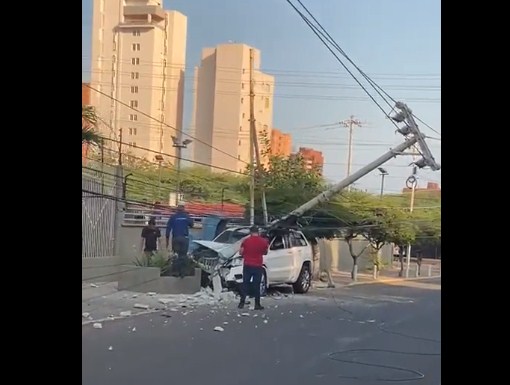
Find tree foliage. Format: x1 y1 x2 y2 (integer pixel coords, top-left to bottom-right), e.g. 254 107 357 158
252 154 324 220
82 105 102 145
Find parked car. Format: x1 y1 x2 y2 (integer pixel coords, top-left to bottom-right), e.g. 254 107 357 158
191 226 313 295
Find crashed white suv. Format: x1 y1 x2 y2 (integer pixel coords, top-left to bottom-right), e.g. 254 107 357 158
192 227 313 295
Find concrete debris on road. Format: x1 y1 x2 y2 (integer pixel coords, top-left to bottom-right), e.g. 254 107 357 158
93 323 103 329
134 303 150 310
213 326 225 332
132 327 136 332
263 320 268 324
90 283 98 288
158 298 173 305
108 346 113 351
120 311 132 317
241 313 250 317
147 292 157 296
82 312 90 318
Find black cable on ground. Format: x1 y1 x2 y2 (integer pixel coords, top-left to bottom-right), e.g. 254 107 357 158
328 348 439 382
321 291 440 381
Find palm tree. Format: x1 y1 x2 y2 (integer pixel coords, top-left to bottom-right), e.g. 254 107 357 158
82 105 102 145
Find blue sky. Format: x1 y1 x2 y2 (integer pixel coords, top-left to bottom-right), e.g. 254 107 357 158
82 0 441 195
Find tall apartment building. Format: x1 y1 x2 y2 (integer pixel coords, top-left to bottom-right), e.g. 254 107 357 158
270 128 292 157
89 0 187 161
191 43 274 173
297 147 324 174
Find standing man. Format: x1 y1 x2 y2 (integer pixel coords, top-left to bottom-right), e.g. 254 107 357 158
165 202 194 276
238 226 269 310
140 217 161 263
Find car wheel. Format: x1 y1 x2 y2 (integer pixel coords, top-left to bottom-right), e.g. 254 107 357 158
293 264 311 294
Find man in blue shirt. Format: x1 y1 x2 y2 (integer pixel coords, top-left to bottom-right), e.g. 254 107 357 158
165 202 194 263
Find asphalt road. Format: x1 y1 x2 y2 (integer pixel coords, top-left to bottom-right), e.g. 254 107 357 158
82 278 441 385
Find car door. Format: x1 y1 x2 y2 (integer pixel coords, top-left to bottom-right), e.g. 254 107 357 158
289 232 309 282
265 234 293 284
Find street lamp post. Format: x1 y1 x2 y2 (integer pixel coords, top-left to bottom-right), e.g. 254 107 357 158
221 187 226 213
154 155 164 200
122 173 133 201
172 136 192 206
377 167 388 198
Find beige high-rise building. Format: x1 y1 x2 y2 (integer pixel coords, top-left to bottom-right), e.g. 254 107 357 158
90 0 187 161
191 43 274 173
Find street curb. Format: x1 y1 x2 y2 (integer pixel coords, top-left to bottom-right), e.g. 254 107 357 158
345 275 441 287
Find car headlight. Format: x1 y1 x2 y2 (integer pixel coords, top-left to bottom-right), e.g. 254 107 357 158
229 257 243 267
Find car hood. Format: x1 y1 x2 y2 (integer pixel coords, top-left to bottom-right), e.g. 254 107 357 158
192 240 242 261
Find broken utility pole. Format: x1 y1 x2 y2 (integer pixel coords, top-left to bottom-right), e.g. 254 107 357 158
272 102 440 227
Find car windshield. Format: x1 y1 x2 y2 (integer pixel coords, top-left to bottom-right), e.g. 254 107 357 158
213 228 250 244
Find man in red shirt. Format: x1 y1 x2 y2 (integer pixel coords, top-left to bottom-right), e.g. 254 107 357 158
238 226 269 310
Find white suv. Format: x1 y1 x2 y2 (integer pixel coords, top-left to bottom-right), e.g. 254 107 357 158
192 227 313 295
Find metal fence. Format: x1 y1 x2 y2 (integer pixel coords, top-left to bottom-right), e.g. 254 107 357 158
82 165 118 257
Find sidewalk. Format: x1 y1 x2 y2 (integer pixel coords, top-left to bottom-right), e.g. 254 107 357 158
315 262 441 288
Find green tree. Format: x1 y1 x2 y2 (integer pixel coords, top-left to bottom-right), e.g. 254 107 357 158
82 105 102 145
251 154 324 221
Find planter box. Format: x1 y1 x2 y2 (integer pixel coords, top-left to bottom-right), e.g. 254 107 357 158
118 266 202 294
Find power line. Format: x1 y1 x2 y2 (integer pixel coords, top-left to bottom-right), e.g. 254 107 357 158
85 84 250 166
98 137 247 175
82 57 441 78
286 0 441 137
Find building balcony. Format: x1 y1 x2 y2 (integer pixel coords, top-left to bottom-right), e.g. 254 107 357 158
117 20 159 29
123 5 166 20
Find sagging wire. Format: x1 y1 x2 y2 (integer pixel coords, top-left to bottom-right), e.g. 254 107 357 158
320 291 440 381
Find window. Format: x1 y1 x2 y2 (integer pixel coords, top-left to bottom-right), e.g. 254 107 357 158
242 113 245 119
241 97 244 104
238 140 241 146
129 128 137 135
132 43 140 51
130 100 138 108
129 114 137 121
132 30 140 36
133 142 137 147
265 97 270 109
131 58 140 65
270 235 285 250
133 127 137 135
239 126 242 131
131 72 139 79
290 232 307 247
241 83 245 90
113 41 116 51
130 86 138 93
266 84 271 92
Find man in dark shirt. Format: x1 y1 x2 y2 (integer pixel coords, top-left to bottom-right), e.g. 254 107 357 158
141 217 161 262
166 202 194 276
238 226 269 310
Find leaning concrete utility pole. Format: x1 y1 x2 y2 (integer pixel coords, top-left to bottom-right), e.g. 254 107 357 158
273 102 440 226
